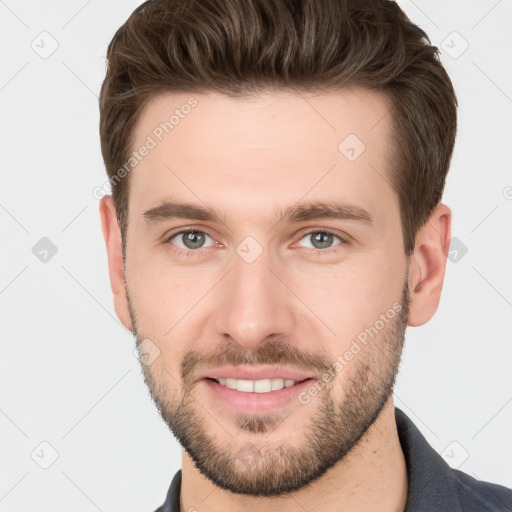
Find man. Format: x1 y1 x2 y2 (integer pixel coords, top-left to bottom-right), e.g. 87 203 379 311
98 0 512 511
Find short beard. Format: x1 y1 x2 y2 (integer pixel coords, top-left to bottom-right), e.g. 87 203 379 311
128 278 410 496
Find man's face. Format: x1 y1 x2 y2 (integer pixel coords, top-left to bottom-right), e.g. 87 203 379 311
123 89 411 495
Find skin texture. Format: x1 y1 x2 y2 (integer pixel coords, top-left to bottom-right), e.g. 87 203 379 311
100 89 451 512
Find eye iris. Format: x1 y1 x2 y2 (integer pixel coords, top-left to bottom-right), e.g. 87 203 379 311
176 232 336 250
311 232 333 249
183 231 205 249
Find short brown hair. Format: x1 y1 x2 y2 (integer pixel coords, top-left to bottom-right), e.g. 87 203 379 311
99 0 457 257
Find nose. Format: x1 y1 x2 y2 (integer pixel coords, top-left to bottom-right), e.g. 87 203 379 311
213 248 297 350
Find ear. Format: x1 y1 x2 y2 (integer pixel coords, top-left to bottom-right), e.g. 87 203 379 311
99 195 133 332
407 203 452 327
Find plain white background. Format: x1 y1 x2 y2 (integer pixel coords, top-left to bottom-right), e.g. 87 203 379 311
1 1 511 510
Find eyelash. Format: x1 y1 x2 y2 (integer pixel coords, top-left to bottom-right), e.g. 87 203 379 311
164 228 347 257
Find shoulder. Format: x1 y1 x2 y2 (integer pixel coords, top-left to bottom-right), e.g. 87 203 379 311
395 407 512 512
450 468 512 512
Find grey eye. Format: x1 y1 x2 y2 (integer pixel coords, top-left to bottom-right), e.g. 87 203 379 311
298 231 342 250
169 231 214 250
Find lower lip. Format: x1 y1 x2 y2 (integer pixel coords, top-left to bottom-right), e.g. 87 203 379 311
200 378 316 414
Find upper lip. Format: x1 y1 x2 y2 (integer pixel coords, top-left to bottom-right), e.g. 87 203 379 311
197 366 316 382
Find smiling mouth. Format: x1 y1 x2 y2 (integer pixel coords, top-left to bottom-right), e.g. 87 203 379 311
205 377 312 393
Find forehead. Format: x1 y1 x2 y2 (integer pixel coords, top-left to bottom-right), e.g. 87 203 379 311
127 88 396 229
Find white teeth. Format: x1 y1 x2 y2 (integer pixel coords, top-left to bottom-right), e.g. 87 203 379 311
271 378 284 390
216 377 298 393
224 378 237 390
236 379 254 392
254 379 272 392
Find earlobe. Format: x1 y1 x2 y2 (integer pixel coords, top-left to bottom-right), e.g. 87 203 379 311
99 195 133 332
407 203 452 327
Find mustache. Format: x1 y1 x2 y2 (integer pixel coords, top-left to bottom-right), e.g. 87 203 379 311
180 338 333 386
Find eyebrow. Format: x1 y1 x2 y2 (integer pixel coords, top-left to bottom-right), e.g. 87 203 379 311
142 199 373 228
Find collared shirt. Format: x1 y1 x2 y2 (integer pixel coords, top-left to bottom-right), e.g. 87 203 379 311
153 407 512 511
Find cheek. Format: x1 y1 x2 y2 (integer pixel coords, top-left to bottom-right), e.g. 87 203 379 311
127 262 219 374
128 259 199 318
289 255 403 345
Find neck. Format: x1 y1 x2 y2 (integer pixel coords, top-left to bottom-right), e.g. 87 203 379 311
180 398 408 512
